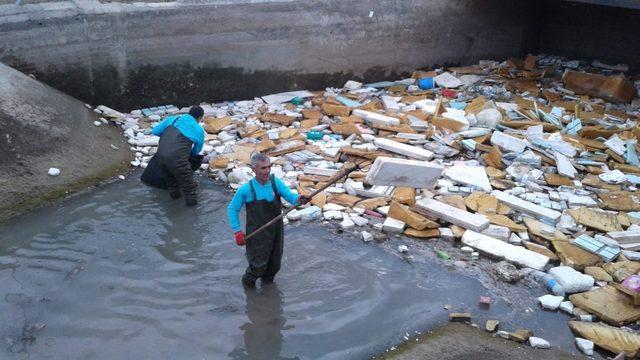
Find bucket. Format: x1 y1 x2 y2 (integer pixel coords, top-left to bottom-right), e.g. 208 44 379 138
418 77 435 90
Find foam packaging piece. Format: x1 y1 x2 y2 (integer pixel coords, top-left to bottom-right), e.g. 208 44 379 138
538 294 564 310
548 266 594 293
366 156 443 188
461 230 550 270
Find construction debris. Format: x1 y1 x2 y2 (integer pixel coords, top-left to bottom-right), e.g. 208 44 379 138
105 53 640 358
569 321 640 358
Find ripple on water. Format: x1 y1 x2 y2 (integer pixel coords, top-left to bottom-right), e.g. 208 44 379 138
0 176 581 359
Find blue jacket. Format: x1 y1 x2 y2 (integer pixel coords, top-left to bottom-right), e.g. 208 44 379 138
227 176 299 232
152 114 205 156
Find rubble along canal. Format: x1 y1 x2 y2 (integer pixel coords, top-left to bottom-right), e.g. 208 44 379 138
0 174 586 359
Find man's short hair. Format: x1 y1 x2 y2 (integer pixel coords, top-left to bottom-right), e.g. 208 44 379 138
251 153 270 167
189 105 204 119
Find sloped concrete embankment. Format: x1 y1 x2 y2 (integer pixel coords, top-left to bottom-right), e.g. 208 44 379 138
0 62 131 221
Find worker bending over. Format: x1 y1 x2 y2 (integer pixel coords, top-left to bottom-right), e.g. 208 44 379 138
143 106 205 206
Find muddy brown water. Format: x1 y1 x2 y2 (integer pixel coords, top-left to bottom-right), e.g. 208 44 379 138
0 175 587 359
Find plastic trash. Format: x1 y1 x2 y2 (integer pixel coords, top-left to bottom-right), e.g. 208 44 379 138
297 206 322 221
307 131 323 140
545 278 566 297
579 314 595 322
47 167 61 176
532 270 566 296
475 108 502 129
548 266 594 294
290 97 304 105
622 274 640 293
418 77 434 90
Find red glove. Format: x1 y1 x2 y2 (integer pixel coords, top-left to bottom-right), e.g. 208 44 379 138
235 231 246 246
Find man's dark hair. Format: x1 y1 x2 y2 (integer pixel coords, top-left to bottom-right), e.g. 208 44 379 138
189 105 204 119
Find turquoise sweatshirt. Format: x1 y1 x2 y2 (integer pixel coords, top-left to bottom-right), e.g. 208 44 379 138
152 114 205 156
227 176 299 232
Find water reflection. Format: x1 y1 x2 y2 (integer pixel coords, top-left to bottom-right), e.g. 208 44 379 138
230 284 298 360
154 201 202 264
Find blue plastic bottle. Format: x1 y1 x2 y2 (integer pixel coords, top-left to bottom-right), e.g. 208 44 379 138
532 270 565 297
544 276 566 297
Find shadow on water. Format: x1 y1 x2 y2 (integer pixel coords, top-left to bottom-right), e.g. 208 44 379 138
0 174 583 359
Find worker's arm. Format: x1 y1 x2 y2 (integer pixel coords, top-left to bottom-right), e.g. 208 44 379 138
274 177 300 206
227 183 249 232
151 116 175 137
191 126 205 156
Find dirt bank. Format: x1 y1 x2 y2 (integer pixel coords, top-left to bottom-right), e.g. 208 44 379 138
0 62 131 222
377 322 581 360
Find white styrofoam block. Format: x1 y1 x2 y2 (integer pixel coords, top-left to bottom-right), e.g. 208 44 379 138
538 294 564 310
131 136 159 147
604 134 626 156
416 198 490 232
607 230 640 243
374 138 434 160
349 214 369 226
461 246 474 253
48 167 60 176
366 157 443 188
509 233 522 244
575 338 594 356
304 166 338 177
377 206 390 216
344 179 364 196
461 230 550 270
340 215 355 230
529 337 550 349
323 210 343 220
559 301 574 314
444 164 491 192
434 72 463 88
323 203 346 212
353 109 400 126
344 80 363 90
481 225 511 242
287 210 302 221
490 131 527 153
492 190 561 223
381 95 400 112
554 151 577 179
383 217 405 233
548 266 594 293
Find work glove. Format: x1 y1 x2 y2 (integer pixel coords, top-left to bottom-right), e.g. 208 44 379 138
298 195 311 205
143 128 152 135
235 231 246 246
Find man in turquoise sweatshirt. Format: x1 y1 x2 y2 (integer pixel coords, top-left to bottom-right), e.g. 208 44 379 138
144 106 205 206
227 153 309 287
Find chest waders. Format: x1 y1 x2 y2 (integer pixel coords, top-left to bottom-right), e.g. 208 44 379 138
155 117 198 206
243 175 284 286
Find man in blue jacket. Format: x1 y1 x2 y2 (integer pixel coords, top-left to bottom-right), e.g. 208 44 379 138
227 153 309 287
147 106 205 206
